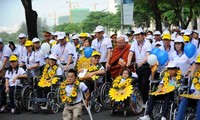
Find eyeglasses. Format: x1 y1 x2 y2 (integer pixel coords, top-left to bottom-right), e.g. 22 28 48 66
94 56 100 59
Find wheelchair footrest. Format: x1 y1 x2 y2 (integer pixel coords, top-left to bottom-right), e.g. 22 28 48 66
30 98 48 102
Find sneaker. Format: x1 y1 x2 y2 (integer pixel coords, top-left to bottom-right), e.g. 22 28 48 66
0 106 5 112
11 108 15 114
161 117 166 120
142 104 146 108
139 115 150 120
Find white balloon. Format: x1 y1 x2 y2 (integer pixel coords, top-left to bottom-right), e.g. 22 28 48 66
0 61 3 70
147 54 158 65
41 43 50 54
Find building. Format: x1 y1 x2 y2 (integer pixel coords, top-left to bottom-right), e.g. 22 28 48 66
58 16 70 25
71 8 90 23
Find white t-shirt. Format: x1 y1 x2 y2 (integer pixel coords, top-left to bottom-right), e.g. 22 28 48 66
53 42 75 64
171 51 193 75
0 46 12 68
34 49 46 67
14 44 26 64
191 39 199 49
5 67 26 87
22 51 40 68
130 39 152 63
65 82 88 104
91 37 112 63
160 43 175 61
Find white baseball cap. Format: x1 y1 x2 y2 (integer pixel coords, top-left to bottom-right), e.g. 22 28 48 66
32 37 40 43
72 35 79 40
134 28 144 35
0 38 3 43
49 54 58 60
180 29 185 34
153 31 161 35
171 32 177 40
146 35 153 40
174 36 184 43
155 41 161 46
162 30 170 36
94 25 104 33
57 32 66 40
193 30 199 35
166 61 177 68
19 33 26 38
54 31 60 36
184 29 192 36
121 35 129 42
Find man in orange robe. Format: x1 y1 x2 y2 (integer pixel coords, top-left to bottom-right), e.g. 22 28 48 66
109 36 135 79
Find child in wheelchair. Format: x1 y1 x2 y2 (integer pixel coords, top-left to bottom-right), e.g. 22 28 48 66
139 61 182 120
1 55 27 113
31 54 63 111
109 68 134 116
60 69 90 120
175 56 200 120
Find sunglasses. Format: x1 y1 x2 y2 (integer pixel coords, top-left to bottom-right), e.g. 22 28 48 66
10 61 17 63
94 56 100 59
19 37 24 39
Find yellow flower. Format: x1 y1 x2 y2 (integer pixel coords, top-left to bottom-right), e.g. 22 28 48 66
53 65 58 70
43 68 48 72
194 72 200 77
164 72 170 77
71 91 77 97
118 84 123 88
52 77 58 84
75 80 80 86
67 98 72 103
112 83 118 88
89 67 94 72
195 83 200 90
60 83 66 89
126 78 132 83
177 70 182 75
114 79 120 83
45 64 50 68
164 81 169 86
163 77 169 81
176 76 182 80
124 82 129 87
93 66 97 70
60 89 66 95
193 78 198 84
65 80 69 84
61 95 67 102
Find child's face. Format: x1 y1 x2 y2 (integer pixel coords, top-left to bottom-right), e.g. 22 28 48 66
91 55 100 65
67 72 76 84
168 68 177 76
83 40 90 47
122 70 129 79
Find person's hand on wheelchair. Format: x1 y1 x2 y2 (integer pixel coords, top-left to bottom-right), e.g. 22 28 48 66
12 75 18 83
5 87 9 93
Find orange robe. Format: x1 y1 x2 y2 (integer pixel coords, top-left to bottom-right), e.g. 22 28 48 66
109 44 135 79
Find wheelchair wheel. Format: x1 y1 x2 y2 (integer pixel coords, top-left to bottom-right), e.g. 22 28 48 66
94 102 101 113
55 87 63 107
51 104 59 114
152 103 162 120
21 85 32 110
129 87 143 114
100 82 112 109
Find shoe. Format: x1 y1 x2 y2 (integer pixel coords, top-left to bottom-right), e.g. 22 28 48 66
11 108 15 114
0 106 5 112
161 117 166 120
139 115 150 120
142 104 146 108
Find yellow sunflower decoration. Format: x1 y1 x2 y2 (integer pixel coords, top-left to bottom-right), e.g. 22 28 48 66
192 69 200 91
109 76 133 102
77 56 90 70
59 79 80 104
150 70 182 96
180 94 200 100
38 64 59 87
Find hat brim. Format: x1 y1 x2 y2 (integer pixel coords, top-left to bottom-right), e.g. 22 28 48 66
94 30 103 33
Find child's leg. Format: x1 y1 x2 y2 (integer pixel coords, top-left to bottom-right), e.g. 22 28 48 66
9 86 15 108
63 106 73 120
72 103 82 120
146 95 156 116
162 92 173 118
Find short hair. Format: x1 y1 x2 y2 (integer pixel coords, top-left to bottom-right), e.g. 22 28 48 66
121 68 132 77
67 69 77 77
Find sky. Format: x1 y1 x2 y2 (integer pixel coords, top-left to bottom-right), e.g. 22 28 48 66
0 0 109 27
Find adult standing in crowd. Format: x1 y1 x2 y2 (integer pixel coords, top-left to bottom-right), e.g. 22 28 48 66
126 28 152 103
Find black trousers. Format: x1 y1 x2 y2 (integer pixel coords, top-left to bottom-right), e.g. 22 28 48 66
136 63 151 103
0 86 6 107
9 86 22 108
37 87 50 98
146 92 174 118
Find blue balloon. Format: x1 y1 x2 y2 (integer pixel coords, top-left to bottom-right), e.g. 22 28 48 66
151 48 161 56
157 50 169 66
84 47 93 58
184 43 196 58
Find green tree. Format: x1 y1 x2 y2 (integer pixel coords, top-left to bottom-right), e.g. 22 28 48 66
54 23 82 34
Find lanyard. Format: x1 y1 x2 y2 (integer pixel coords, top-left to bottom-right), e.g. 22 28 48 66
137 42 144 54
60 42 67 56
97 40 102 52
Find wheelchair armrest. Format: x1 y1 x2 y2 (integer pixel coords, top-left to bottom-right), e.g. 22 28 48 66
149 79 161 84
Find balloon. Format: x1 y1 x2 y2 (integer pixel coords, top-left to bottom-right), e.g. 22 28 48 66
0 61 2 70
84 47 93 58
184 43 196 58
41 43 50 54
147 54 158 65
151 48 161 56
157 50 169 66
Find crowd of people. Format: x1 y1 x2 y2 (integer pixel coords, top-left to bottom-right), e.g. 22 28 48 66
0 25 200 120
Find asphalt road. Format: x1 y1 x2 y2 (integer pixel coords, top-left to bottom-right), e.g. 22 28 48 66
0 109 143 120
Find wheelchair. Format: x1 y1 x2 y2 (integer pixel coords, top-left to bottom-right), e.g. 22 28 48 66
28 75 63 113
143 76 185 120
110 76 143 117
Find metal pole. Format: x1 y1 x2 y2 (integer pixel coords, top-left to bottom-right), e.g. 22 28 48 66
120 0 123 35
